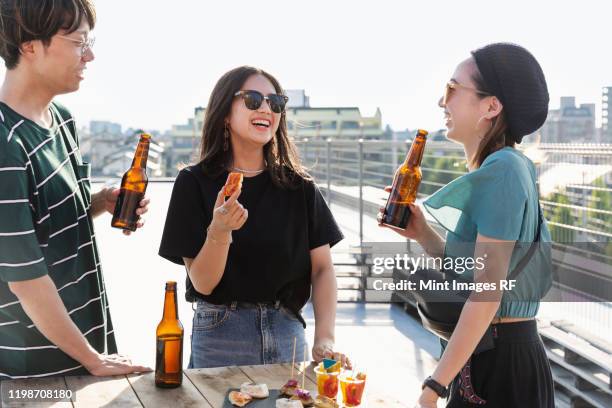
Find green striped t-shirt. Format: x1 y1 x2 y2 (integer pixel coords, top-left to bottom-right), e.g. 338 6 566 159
0 101 117 379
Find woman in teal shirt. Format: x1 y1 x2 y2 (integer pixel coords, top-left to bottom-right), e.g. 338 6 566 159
381 43 554 407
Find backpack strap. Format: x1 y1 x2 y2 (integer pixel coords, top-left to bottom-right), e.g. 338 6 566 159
507 204 543 281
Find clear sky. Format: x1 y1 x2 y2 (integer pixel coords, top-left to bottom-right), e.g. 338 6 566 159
2 0 610 133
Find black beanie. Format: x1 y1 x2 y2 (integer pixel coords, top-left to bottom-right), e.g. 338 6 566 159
471 43 549 144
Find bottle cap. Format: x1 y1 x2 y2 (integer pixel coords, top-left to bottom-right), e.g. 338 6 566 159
416 129 428 138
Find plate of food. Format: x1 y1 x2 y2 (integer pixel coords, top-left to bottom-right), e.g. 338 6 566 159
224 388 315 407
278 379 315 407
224 382 274 407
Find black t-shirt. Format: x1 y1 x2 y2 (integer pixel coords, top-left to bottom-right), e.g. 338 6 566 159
158 164 343 322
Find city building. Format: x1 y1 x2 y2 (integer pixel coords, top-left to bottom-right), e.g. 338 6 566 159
540 96 596 143
89 120 122 135
81 129 165 177
100 141 165 177
80 131 126 175
281 89 385 140
160 91 387 176
161 107 205 175
602 86 611 143
285 89 310 108
286 106 385 140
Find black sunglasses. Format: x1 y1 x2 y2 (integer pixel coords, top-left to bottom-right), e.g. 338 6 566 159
234 90 289 114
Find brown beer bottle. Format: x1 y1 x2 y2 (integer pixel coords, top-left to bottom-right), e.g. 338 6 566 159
111 133 150 231
379 129 428 229
155 281 184 388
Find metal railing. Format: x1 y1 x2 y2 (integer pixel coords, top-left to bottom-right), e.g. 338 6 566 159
295 139 612 248
295 139 612 339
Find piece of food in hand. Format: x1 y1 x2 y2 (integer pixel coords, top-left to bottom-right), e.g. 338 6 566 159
280 379 299 397
291 389 315 407
276 398 303 408
322 359 341 373
322 359 335 370
228 390 252 407
314 395 339 408
240 382 269 398
224 172 243 197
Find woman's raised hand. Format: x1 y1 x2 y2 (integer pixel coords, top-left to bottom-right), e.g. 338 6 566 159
210 175 248 233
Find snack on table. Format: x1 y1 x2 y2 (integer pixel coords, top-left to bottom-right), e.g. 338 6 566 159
240 382 269 398
314 363 339 399
224 172 243 197
322 359 341 373
291 388 314 407
276 398 303 408
314 395 339 408
339 372 366 407
228 390 252 407
280 379 299 397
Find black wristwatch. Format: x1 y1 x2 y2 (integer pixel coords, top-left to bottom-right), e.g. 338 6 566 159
422 376 449 398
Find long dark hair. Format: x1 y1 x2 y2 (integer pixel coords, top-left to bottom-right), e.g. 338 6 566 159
470 65 514 169
198 66 310 188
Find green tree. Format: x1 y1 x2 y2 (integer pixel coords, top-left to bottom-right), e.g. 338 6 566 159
546 192 575 243
588 177 612 256
421 155 465 196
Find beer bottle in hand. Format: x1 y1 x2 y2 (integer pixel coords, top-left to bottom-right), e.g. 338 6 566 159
379 129 428 229
111 133 150 231
155 281 184 388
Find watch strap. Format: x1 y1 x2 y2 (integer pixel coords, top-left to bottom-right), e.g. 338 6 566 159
422 376 449 398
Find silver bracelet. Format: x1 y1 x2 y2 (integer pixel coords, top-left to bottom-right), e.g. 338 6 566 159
206 226 232 245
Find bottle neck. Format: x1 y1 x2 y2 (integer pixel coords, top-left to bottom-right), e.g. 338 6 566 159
162 288 178 321
405 136 426 168
131 139 149 169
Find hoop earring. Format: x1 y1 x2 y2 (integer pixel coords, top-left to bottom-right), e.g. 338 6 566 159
475 116 493 139
224 124 230 151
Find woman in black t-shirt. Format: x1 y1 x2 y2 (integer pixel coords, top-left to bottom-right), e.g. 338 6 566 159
159 66 350 369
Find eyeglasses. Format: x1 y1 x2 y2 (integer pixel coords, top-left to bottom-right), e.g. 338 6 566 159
234 90 289 114
56 34 95 56
442 81 491 106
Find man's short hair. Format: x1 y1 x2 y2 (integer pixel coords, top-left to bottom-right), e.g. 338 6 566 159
0 0 96 69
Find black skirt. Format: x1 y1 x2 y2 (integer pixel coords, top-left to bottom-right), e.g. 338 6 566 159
446 320 554 408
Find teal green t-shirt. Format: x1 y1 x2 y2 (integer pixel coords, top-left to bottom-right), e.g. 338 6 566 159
423 147 552 318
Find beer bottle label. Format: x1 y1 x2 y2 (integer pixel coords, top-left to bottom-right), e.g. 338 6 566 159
113 190 145 226
156 336 183 374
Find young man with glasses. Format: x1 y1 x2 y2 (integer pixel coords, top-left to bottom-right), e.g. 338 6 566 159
0 0 150 378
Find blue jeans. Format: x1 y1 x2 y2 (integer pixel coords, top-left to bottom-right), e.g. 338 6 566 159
188 300 308 368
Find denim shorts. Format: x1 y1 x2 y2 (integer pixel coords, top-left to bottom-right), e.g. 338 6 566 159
188 300 308 368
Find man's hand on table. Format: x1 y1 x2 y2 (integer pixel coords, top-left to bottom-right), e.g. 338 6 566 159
84 353 152 376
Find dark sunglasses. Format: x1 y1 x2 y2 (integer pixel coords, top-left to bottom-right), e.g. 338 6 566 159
234 90 289 113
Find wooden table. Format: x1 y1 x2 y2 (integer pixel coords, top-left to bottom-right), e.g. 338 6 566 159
0 363 408 407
